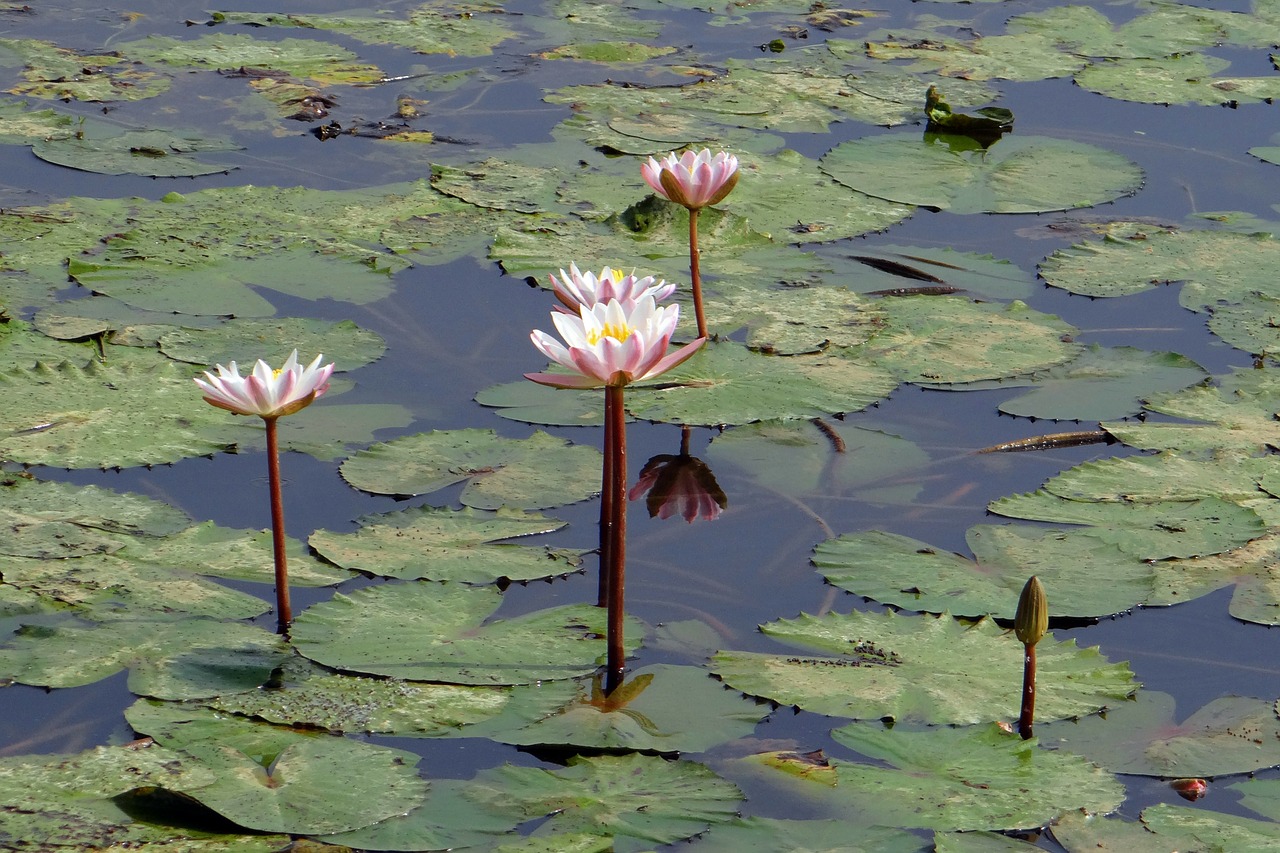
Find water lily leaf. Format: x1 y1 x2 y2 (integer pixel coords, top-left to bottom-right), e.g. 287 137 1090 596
839 244 1035 301
119 33 383 84
623 341 897 426
736 725 1123 832
207 656 513 737
1139 803 1280 849
475 379 617 426
309 505 586 584
0 618 287 696
432 158 570 214
540 41 676 63
1207 291 1280 356
1040 691 1280 777
989 493 1264 560
1049 810 1187 853
1005 5 1226 59
1148 530 1280 624
292 582 644 685
0 99 74 144
126 700 429 835
707 419 929 503
1030 450 1275 505
820 133 1142 213
711 610 1136 725
683 817 929 852
709 283 881 355
1230 775 1280 822
0 549 270 621
226 400 417 461
866 31 1085 82
465 753 743 849
0 358 233 469
317 778 520 851
0 36 170 101
156 318 386 370
211 6 518 57
813 525 1156 619
1075 54 1280 106
845 297 1081 384
531 0 663 43
32 129 239 177
339 428 602 509
0 476 190 559
491 664 767 752
987 346 1208 421
1252 146 1280 167
1039 225 1280 310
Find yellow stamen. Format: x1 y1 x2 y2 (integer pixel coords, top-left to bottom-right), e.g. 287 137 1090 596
586 322 633 346
609 267 626 281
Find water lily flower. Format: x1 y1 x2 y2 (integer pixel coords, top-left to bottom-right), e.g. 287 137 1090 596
195 350 334 419
550 263 676 313
526 296 704 389
641 149 740 211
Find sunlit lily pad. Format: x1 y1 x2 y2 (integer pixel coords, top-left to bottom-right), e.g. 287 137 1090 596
682 817 928 852
0 618 287 696
0 99 74 144
1139 803 1280 850
1207 291 1280 356
292 582 644 685
0 36 170 101
339 428 602 509
837 244 1035 301
491 665 768 752
820 133 1142 214
707 283 881 355
309 505 586 584
845 297 1081 384
707 419 928 502
1075 54 1280 106
1040 691 1280 777
1005 5 1225 60
711 610 1136 725
317 778 521 851
119 33 383 84
226 399 417 462
813 526 1155 619
156 317 386 371
464 753 743 848
866 31 1085 82
475 379 619 426
738 724 1123 832
32 129 239 177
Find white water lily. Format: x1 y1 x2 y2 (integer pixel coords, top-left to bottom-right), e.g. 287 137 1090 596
194 349 334 419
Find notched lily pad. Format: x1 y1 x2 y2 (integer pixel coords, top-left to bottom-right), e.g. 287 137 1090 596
32 129 240 177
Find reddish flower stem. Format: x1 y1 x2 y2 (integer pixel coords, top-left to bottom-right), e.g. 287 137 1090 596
597 393 615 609
264 416 292 635
688 208 707 339
604 384 628 689
1018 643 1036 740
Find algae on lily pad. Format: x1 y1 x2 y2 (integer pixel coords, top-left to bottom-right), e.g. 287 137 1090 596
820 133 1142 214
339 428 603 509
0 36 170 102
464 753 743 849
118 32 383 84
309 505 586 584
1040 691 1280 778
292 582 644 685
711 610 1136 725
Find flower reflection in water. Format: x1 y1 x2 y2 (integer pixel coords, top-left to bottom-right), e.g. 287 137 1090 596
630 427 727 524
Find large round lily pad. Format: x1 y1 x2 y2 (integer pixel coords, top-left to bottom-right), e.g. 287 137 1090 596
820 133 1143 214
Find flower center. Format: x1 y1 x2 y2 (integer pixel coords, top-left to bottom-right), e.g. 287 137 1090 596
586 322 633 346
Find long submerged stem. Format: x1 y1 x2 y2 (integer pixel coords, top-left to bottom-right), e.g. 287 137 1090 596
598 394 616 609
688 208 707 339
1018 643 1036 740
604 384 628 691
264 416 292 635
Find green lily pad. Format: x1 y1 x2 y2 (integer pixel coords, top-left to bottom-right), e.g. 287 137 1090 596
0 36 170 101
465 753 743 849
0 358 233 469
492 665 768 752
475 379 619 427
156 318 386 370
1075 53 1280 106
0 618 287 697
540 41 676 63
309 505 586 584
707 283 882 355
820 133 1142 214
1207 291 1280 357
739 724 1123 832
985 346 1208 421
1027 450 1275 505
32 129 239 177
1005 5 1226 60
866 31 1085 83
317 778 520 851
846 297 1081 384
119 32 383 84
1139 802 1280 849
839 244 1035 301
225 399 417 461
0 98 74 144
339 428 603 509
292 582 644 685
707 419 929 502
683 817 929 852
1040 691 1280 777
711 610 1136 725
813 525 1156 619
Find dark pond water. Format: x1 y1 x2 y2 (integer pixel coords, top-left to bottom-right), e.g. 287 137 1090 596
4 0 1280 848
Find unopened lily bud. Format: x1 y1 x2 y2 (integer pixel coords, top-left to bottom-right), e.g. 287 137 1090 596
1171 778 1208 801
1014 576 1048 647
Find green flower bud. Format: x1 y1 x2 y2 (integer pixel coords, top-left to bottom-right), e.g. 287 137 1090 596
1015 575 1048 647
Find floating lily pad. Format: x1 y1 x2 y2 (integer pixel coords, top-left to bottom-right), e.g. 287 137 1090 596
711 610 1136 725
1207 291 1280 356
475 379 619 427
707 419 929 502
0 36 170 101
1075 53 1280 106
309 505 585 584
707 283 881 355
0 618 287 697
1027 450 1275 505
226 399 417 461
465 753 743 849
866 31 1085 82
838 244 1035 301
156 317 386 371
1139 803 1280 850
813 526 1156 619
339 428 603 509
0 99 74 144
491 665 768 752
739 724 1123 832
0 358 233 468
683 817 928 852
120 32 383 84
292 582 644 685
317 778 521 851
820 133 1142 214
1040 691 1280 777
32 129 239 177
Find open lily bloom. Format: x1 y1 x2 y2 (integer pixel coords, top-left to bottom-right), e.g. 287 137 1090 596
550 263 676 313
527 296 704 389
195 349 334 418
641 149 740 210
